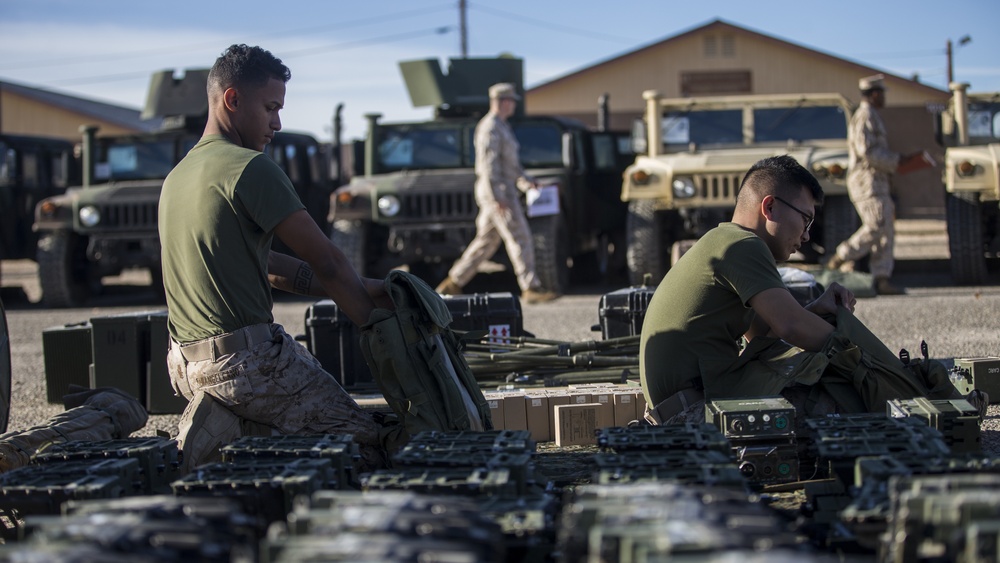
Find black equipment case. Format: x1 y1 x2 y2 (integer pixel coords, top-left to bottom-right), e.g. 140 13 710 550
596 286 657 340
302 300 376 393
442 292 525 340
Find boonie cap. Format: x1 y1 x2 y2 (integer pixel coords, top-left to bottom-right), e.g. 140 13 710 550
859 74 887 92
489 83 521 100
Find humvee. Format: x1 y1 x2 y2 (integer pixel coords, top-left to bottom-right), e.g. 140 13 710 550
329 57 632 294
621 90 858 285
939 82 1000 284
32 70 336 307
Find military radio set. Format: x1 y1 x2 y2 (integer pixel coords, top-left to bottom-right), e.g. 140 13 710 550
706 396 800 485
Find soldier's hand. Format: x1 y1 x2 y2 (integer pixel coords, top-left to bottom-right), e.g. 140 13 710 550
808 282 855 316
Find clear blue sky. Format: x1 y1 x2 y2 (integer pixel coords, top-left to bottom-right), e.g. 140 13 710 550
2 0 997 142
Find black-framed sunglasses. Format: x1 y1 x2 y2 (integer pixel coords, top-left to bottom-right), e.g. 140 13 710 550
773 196 814 231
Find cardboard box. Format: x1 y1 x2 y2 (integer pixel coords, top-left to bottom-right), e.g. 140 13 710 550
635 391 647 420
591 390 616 429
554 403 602 446
502 393 528 430
571 393 593 405
613 391 638 427
525 394 550 442
547 392 571 439
484 392 505 429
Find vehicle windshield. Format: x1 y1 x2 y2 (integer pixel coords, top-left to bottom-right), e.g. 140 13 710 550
661 109 743 148
96 136 198 181
512 123 563 167
754 106 848 142
376 125 468 171
659 105 848 149
968 101 1000 145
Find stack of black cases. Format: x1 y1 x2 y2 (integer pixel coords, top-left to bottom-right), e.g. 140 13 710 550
303 293 525 393
596 286 657 340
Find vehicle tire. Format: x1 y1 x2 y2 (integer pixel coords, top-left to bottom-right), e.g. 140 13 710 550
331 219 368 277
947 191 988 285
626 200 670 286
530 213 570 294
0 295 10 433
819 195 859 259
37 231 95 308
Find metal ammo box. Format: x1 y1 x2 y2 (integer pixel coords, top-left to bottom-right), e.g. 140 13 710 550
42 321 93 403
146 311 187 414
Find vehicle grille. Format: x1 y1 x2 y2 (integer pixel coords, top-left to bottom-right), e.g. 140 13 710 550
400 192 477 221
89 201 159 231
694 173 743 204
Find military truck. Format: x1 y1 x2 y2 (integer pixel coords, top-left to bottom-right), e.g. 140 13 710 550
32 70 336 307
329 57 632 294
0 134 79 283
621 90 858 285
939 83 1000 285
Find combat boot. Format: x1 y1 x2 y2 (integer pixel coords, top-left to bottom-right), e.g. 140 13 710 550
435 277 463 295
824 253 845 270
176 391 243 475
522 288 559 304
875 276 905 295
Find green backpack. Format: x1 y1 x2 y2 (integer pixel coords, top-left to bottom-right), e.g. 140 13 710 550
359 270 493 443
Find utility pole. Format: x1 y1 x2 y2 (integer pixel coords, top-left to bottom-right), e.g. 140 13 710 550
947 35 972 84
459 0 468 58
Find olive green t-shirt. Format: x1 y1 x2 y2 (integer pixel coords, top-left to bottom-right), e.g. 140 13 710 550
158 135 304 343
639 223 786 406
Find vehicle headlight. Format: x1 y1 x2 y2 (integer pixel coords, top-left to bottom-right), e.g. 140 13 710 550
377 195 401 217
629 169 652 185
672 177 696 199
956 160 978 177
79 205 101 227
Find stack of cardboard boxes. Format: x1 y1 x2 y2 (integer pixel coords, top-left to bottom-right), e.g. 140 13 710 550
482 384 646 447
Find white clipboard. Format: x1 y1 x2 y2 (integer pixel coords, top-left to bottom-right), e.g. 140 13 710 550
526 185 559 218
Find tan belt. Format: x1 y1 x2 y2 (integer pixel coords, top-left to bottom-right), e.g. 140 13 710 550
643 387 705 425
176 324 273 363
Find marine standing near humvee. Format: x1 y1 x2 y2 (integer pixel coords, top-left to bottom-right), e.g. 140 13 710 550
435 83 558 304
159 44 393 472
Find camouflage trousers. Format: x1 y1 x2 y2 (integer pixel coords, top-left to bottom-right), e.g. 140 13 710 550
448 195 541 292
833 195 895 278
167 323 386 471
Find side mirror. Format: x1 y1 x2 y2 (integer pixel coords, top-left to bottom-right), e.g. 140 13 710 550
561 132 577 170
630 118 648 155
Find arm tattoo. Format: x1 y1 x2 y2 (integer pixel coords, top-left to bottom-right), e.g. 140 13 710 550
293 263 314 294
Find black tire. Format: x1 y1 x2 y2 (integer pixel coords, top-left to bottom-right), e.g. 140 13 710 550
625 200 670 286
530 213 570 294
331 219 368 277
818 195 859 259
0 295 10 433
947 191 989 285
37 231 96 308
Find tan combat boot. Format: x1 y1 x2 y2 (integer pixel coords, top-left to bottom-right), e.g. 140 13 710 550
522 288 559 304
434 277 463 295
875 276 905 295
824 253 845 270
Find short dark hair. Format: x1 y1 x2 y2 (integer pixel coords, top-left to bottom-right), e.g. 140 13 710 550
208 44 290 95
737 155 824 206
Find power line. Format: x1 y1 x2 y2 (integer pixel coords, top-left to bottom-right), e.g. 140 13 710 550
280 26 454 58
467 2 634 45
0 3 455 71
40 26 454 87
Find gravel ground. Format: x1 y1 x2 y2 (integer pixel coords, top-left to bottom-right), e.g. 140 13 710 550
3 259 1000 453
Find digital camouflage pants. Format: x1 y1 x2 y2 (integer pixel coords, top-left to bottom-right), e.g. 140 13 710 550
168 324 386 471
